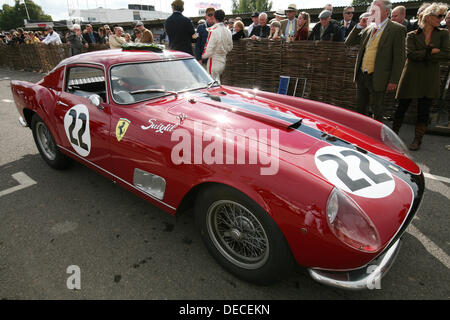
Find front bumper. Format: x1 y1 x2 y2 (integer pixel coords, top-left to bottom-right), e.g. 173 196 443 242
308 239 401 290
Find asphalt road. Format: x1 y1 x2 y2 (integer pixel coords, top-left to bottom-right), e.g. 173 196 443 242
0 68 449 300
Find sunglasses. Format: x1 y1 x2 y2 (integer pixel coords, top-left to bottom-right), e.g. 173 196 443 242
344 12 354 15
207 14 214 17
432 14 445 19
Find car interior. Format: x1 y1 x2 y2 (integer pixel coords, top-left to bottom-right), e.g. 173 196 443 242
66 67 107 103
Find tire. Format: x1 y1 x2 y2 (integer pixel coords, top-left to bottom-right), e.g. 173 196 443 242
195 185 294 285
31 113 71 170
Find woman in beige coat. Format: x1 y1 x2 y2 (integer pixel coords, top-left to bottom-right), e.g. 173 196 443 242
393 3 449 151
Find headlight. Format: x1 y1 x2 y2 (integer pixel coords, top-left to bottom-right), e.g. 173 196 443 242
326 188 381 253
381 124 409 155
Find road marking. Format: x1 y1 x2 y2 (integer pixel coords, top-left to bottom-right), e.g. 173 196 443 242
2 99 13 103
407 224 450 269
0 172 37 198
424 173 450 184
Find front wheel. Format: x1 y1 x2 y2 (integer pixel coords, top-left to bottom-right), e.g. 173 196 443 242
31 114 71 170
195 185 294 285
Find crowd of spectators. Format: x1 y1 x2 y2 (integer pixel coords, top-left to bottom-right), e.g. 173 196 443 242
0 19 156 53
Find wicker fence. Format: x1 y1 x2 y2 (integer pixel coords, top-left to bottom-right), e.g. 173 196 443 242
0 43 109 73
0 40 448 123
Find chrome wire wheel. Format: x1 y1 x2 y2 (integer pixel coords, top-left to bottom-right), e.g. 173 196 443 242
36 121 57 161
206 200 270 270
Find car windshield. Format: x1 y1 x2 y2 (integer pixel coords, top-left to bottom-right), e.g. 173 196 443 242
110 59 215 104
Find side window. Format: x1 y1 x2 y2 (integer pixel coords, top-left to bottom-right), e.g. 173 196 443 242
66 66 107 103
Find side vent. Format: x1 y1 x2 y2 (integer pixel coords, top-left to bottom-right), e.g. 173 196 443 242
133 168 166 200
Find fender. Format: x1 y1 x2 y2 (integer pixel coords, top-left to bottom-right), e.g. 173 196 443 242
11 81 61 144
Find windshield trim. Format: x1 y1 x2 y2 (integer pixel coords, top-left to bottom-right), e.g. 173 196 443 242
108 58 214 106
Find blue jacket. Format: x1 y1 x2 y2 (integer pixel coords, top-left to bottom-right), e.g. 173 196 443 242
195 22 214 62
165 12 195 55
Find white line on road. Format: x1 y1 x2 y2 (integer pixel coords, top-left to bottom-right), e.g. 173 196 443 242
0 172 37 198
424 173 450 184
2 99 13 103
407 224 450 269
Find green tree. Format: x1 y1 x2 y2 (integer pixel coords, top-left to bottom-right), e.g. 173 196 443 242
232 0 273 14
0 0 52 30
352 0 372 6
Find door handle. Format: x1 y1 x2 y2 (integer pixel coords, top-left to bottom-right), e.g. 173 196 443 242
57 101 69 107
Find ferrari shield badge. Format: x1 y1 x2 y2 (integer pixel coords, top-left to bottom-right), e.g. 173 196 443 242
116 118 131 142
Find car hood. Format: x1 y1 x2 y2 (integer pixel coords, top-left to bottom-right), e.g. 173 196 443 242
167 88 336 156
166 87 419 172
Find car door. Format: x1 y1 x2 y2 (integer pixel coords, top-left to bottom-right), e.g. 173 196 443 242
53 64 112 172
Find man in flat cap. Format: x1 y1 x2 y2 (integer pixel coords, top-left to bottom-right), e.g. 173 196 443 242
164 0 195 55
136 21 154 44
308 10 343 41
247 12 259 37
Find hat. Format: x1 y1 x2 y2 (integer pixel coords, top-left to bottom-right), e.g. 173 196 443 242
286 4 297 12
275 9 286 18
171 0 184 7
136 21 143 27
318 10 332 19
45 25 53 30
251 12 259 18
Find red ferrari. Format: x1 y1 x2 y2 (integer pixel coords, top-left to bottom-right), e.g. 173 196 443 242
11 47 424 290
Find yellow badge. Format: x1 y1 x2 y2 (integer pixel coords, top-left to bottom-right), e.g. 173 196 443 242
116 118 131 142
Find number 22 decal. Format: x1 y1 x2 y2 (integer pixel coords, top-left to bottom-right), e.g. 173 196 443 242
315 146 395 199
64 104 91 157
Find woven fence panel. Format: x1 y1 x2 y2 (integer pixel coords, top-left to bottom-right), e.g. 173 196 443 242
0 43 109 73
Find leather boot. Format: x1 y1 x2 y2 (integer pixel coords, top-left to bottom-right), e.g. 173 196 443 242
409 123 427 151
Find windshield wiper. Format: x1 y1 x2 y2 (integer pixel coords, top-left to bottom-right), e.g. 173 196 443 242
206 80 220 90
129 88 178 97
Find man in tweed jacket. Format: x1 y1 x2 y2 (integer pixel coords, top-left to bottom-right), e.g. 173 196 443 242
345 0 406 121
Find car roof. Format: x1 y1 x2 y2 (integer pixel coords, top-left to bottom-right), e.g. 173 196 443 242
55 49 193 69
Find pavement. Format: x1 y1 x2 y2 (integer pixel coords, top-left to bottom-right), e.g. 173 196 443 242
0 68 449 300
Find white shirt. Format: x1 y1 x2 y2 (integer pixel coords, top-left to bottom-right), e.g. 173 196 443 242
247 23 258 37
202 23 233 60
42 31 62 45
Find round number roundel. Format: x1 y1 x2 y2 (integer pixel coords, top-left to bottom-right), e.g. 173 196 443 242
315 146 395 199
64 104 91 157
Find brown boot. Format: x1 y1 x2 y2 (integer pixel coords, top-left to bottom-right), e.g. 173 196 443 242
409 123 427 151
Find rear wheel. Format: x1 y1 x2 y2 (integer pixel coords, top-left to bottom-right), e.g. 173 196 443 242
31 114 70 170
195 185 294 285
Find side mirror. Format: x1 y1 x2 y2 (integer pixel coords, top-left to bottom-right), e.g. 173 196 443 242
88 94 102 108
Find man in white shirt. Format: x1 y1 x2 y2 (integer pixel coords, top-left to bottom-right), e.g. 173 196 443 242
42 26 62 45
202 10 233 82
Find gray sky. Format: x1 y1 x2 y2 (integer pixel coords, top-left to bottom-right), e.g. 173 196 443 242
0 0 410 20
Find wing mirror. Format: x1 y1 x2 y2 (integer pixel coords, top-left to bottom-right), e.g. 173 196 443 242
89 94 103 109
